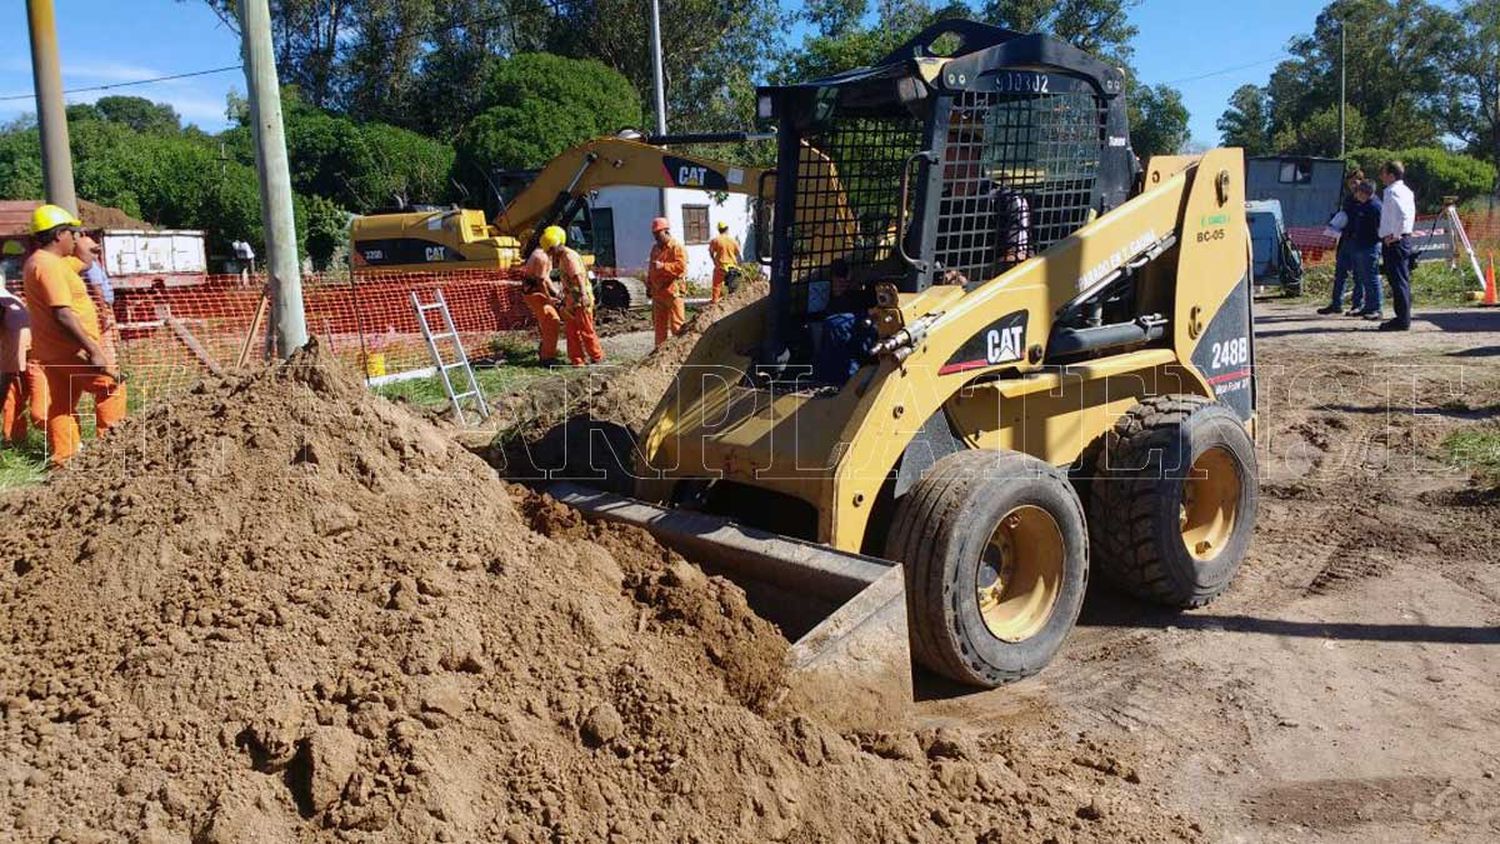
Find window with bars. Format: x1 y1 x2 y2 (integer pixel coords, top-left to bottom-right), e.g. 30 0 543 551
787 114 926 318
933 88 1105 285
682 205 711 244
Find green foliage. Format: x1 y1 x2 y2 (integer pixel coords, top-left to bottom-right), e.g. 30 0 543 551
535 1 782 140
61 96 182 135
1128 84 1190 157
1345 147 1497 211
1217 85 1273 154
454 54 641 188
984 0 1141 63
1257 1 1460 156
1271 106 1366 158
0 129 45 200
301 194 350 270
1298 257 1479 306
1442 424 1500 487
1444 0 1500 176
95 96 182 134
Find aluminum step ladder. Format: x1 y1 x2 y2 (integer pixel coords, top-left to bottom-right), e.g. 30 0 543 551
411 289 489 425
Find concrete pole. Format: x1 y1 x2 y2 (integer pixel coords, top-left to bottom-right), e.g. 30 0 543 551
649 0 668 135
237 0 306 357
1338 23 1346 158
25 0 77 215
649 0 668 218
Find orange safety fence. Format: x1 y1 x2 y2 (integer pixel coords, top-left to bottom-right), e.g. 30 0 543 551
1291 210 1500 266
6 268 532 407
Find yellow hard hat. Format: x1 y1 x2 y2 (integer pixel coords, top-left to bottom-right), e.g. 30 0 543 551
717 221 729 232
31 203 82 235
539 225 566 250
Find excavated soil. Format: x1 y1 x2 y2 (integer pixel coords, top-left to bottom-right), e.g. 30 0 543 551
0 341 1197 843
487 280 770 485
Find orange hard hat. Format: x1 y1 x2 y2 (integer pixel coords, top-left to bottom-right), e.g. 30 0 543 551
651 217 670 234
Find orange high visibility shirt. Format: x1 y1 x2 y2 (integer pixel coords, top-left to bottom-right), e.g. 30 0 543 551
647 238 687 298
708 233 740 269
23 250 100 366
0 289 29 374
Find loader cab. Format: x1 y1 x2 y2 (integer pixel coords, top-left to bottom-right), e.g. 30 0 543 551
755 21 1138 376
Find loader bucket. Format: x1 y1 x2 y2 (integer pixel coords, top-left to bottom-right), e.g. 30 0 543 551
548 482 912 724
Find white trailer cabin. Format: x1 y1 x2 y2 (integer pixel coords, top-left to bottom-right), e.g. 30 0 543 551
586 186 759 281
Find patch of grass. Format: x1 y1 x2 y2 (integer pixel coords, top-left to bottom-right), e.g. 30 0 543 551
372 338 582 411
1294 260 1480 308
0 429 48 490
1442 425 1500 486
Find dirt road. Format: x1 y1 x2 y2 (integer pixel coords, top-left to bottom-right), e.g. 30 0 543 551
919 302 1500 842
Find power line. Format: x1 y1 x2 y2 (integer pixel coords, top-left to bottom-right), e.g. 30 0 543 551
1161 53 1293 86
0 65 244 103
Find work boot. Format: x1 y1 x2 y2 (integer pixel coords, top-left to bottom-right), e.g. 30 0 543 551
1315 305 1341 315
1377 319 1409 332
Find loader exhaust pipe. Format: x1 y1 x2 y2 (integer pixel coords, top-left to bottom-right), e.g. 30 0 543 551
548 482 913 724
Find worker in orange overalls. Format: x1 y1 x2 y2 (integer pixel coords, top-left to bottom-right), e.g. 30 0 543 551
22 205 126 466
519 244 562 366
707 221 741 303
0 283 46 445
646 217 687 347
544 226 605 366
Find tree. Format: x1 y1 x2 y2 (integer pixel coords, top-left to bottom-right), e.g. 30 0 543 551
93 96 182 134
63 96 181 134
1443 0 1500 178
1262 0 1460 154
1217 85 1273 155
1128 84 1190 157
1271 105 1366 158
533 0 783 140
1346 146 1496 211
453 53 642 194
984 0 1140 62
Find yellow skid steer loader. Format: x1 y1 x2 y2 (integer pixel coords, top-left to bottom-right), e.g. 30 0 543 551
549 20 1258 703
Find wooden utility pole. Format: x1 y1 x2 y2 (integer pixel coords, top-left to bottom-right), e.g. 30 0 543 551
237 0 307 357
26 0 77 215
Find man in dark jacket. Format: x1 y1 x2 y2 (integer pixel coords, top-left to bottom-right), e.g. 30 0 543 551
1346 181 1384 320
1318 171 1366 315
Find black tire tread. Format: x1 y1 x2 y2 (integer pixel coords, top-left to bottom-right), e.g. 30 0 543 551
889 450 1087 685
1088 394 1248 607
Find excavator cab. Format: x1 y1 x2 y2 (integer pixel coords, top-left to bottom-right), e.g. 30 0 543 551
756 20 1137 375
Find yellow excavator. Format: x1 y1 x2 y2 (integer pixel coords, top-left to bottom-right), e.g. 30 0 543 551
544 20 1260 705
349 134 772 286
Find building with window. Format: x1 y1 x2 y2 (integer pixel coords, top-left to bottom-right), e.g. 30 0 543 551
1244 156 1346 230
585 187 759 282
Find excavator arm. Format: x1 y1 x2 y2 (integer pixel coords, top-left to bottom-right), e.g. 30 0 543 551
493 136 774 253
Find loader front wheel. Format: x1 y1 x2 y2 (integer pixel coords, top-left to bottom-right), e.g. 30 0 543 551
887 450 1088 687
1088 395 1258 607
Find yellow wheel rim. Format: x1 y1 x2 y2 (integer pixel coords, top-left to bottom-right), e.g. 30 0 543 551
975 505 1064 643
1181 446 1241 562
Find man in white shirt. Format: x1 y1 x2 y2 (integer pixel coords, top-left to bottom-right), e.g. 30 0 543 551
1376 160 1416 331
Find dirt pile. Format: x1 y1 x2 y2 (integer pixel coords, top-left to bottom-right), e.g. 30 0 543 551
489 279 769 484
0 344 1196 842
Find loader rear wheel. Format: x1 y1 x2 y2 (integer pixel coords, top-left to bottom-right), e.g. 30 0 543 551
1088 395 1258 607
887 450 1088 687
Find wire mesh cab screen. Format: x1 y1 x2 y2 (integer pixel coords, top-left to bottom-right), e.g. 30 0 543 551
784 80 925 322
929 75 1106 287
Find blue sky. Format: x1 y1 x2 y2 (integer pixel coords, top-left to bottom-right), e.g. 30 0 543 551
0 0 1327 145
